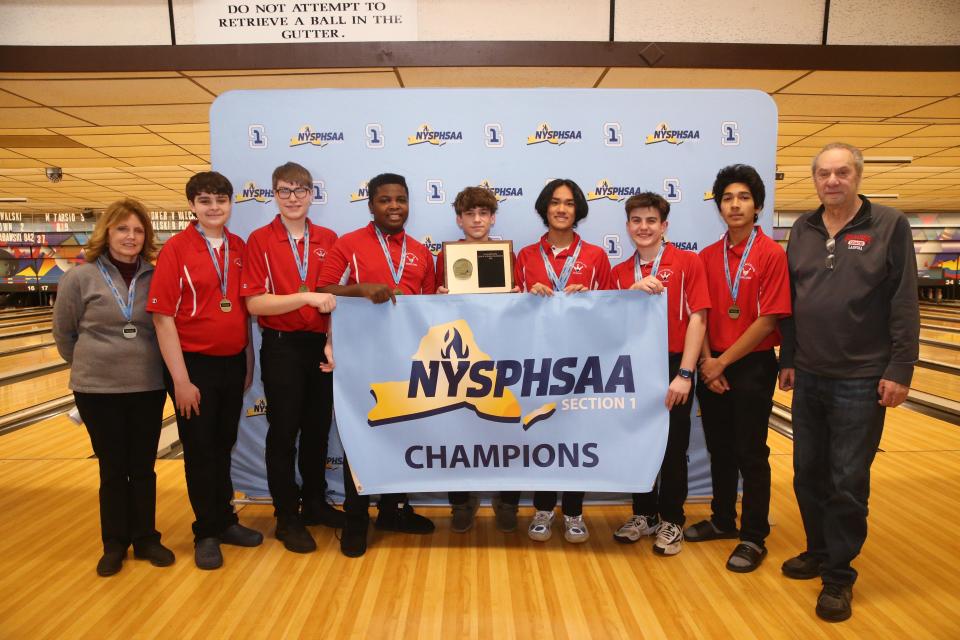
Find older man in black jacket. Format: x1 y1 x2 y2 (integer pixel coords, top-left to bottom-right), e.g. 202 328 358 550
779 142 919 623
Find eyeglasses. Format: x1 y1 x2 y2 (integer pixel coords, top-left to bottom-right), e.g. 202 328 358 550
825 237 836 270
276 186 310 199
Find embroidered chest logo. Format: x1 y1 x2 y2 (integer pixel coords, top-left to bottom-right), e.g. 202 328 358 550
572 261 587 274
657 268 674 283
739 263 756 280
405 254 419 267
846 234 871 251
314 248 327 259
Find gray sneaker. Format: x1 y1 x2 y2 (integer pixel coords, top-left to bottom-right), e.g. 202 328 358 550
450 495 480 533
528 510 555 542
653 521 684 556
563 514 590 543
491 495 519 533
613 514 659 543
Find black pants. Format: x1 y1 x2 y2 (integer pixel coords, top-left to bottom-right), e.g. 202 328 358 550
449 491 521 506
342 455 407 521
533 491 584 517
74 389 166 553
632 353 694 525
260 330 333 518
163 351 245 541
695 349 777 546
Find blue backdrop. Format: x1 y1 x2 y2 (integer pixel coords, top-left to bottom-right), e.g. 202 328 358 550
208 87 778 502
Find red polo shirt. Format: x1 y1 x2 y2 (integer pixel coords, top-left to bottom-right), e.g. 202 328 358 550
147 222 248 356
515 232 612 292
435 242 517 290
240 215 338 333
698 227 791 353
611 243 711 354
316 222 436 294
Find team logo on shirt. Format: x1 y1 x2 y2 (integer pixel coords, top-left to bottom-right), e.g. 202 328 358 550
234 181 273 204
739 263 756 279
420 236 442 257
571 261 587 274
846 234 871 250
405 253 419 267
288 124 345 147
526 122 582 146
645 122 700 145
407 123 463 146
479 179 523 202
350 181 369 203
367 320 634 442
314 247 327 259
587 179 643 202
657 269 674 283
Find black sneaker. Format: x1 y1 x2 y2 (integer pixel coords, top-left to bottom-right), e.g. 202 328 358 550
782 552 822 580
220 523 263 547
340 516 369 558
816 583 853 622
683 519 738 542
133 541 175 567
96 550 125 577
194 537 223 570
276 516 317 554
375 503 435 534
302 500 346 529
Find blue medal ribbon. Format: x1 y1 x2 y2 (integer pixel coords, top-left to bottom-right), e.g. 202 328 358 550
538 239 583 291
722 227 758 307
374 225 407 289
286 220 310 285
195 224 229 300
95 257 139 322
633 242 666 283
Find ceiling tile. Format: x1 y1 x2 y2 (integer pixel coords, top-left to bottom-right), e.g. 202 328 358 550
0 79 215 107
9 147 107 159
58 104 211 126
0 108 91 128
65 133 170 147
600 68 805 92
0 159 46 168
50 126 150 136
780 71 960 96
122 155 204 167
814 123 928 137
104 145 193 158
897 98 960 118
155 132 209 145
773 95 938 118
194 72 399 94
145 124 209 133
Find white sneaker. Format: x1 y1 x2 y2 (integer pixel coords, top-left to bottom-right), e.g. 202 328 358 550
528 510 555 542
613 514 660 543
563 514 590 543
653 521 684 556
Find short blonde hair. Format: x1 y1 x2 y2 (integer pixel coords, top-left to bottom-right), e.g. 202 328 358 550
85 198 157 263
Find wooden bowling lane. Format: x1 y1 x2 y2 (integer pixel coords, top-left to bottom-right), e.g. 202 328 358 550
0 321 52 337
919 343 960 367
911 367 960 402
921 327 960 346
0 344 63 372
0 331 55 353
0 369 72 416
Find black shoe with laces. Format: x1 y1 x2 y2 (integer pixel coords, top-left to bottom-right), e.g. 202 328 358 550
302 500 346 529
782 552 823 580
276 516 317 554
816 583 853 622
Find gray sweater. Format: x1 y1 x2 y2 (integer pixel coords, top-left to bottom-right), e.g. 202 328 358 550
52 257 165 393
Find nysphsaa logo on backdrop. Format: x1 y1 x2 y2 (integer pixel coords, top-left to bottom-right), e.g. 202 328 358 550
526 122 583 146
234 181 273 204
407 123 463 146
587 179 644 202
645 122 701 145
288 124 345 148
479 179 524 202
350 181 369 203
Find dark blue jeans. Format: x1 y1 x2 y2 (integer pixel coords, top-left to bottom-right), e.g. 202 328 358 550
792 370 886 586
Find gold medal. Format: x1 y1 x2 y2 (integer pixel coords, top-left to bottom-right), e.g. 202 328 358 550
452 258 473 280
220 298 233 313
298 284 309 293
728 304 740 320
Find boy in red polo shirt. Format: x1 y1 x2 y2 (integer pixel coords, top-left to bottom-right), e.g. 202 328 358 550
241 162 342 555
316 172 436 557
435 185 521 534
514 178 611 544
610 192 709 556
149 171 263 570
686 164 791 573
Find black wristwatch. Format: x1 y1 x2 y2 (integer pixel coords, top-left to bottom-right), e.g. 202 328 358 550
678 368 694 380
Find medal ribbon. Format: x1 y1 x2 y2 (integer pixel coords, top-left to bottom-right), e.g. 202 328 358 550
538 240 582 291
196 224 229 300
95 257 139 323
634 242 666 283
286 220 310 285
722 227 757 307
374 225 407 289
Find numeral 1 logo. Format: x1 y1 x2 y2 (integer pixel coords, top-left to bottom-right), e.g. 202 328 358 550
249 125 267 149
664 179 682 202
721 121 740 146
426 180 445 204
312 181 328 205
366 123 384 148
603 122 622 147
603 234 622 259
485 123 503 148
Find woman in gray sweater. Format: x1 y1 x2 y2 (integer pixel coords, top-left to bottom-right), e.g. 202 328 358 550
53 198 173 577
